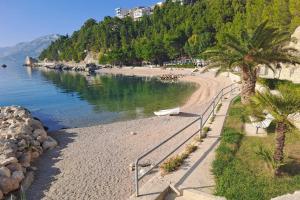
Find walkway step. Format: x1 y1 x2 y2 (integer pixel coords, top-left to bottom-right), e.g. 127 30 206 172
183 189 226 200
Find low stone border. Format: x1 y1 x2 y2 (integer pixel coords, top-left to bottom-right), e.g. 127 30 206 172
0 106 57 199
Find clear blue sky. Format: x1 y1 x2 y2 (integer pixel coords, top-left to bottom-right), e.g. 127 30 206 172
0 0 160 47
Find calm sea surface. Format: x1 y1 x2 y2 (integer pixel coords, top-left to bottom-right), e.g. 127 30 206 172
0 61 196 130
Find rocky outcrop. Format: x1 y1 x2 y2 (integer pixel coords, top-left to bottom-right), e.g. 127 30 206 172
36 62 101 73
24 56 38 66
0 106 57 199
84 52 99 64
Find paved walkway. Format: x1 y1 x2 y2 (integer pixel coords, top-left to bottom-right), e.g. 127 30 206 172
130 89 239 200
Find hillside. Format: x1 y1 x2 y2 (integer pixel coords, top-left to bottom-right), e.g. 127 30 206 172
39 0 300 65
0 34 59 63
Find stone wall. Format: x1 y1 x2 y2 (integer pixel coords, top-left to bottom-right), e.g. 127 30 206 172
0 106 57 199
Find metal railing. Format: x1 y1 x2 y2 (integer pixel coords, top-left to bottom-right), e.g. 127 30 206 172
134 82 240 196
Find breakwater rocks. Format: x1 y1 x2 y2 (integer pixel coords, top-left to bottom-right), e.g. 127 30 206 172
34 62 100 73
160 74 184 81
0 106 57 199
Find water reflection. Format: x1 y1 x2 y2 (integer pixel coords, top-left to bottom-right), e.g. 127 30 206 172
40 69 197 117
0 62 197 130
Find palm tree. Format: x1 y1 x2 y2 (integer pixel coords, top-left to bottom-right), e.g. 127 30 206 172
249 87 300 176
203 21 300 104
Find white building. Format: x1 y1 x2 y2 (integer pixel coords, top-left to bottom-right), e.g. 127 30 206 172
133 7 152 21
115 8 130 19
115 6 152 21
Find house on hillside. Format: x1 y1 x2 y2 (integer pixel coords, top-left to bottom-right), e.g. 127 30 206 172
115 6 152 21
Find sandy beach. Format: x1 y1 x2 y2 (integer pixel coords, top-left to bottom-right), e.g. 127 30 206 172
26 67 231 200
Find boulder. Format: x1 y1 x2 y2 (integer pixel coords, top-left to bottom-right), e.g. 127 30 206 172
0 106 56 198
24 56 37 66
0 167 11 177
30 151 39 160
0 157 17 167
25 118 43 130
0 177 19 194
19 153 31 168
20 171 34 191
6 163 22 173
42 136 57 150
12 171 24 183
33 129 47 140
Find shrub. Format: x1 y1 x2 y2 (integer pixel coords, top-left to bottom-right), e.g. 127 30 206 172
161 144 198 173
203 126 211 134
216 103 222 113
186 144 198 154
161 155 184 173
209 115 215 124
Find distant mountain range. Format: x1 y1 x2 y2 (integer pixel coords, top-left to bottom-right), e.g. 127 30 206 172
0 34 60 63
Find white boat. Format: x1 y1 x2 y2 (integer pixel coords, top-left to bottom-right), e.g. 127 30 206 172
154 107 180 116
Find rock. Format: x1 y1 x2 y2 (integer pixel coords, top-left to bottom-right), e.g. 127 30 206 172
24 56 37 66
33 129 47 139
20 171 34 191
0 177 19 194
0 167 11 177
129 163 135 171
31 140 40 147
26 118 43 130
0 157 17 166
42 136 57 150
36 135 46 143
17 139 27 147
28 166 37 171
2 149 15 158
12 171 24 182
6 163 22 172
0 106 50 196
19 152 31 168
130 131 137 135
30 151 39 160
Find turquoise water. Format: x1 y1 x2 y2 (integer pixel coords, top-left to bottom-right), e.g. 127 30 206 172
0 61 196 130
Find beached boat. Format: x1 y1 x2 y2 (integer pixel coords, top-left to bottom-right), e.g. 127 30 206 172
154 107 180 116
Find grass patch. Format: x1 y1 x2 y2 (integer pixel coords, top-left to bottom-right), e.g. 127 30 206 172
213 97 300 200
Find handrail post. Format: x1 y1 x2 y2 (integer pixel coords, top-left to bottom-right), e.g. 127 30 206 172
212 100 215 117
199 116 203 138
135 160 139 197
221 89 224 102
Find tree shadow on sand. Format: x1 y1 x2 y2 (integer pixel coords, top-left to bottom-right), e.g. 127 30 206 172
25 130 77 200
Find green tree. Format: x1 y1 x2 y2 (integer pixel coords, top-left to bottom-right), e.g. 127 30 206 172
249 87 300 176
203 21 300 104
289 0 300 31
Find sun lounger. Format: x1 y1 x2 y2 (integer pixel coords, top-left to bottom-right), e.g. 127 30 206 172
249 113 275 134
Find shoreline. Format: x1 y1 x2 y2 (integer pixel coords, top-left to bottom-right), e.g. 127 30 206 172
26 67 232 200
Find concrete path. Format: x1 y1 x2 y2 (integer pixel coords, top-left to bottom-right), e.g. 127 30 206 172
130 89 240 200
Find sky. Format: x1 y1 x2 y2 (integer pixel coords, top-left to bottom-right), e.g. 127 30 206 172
0 0 160 47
